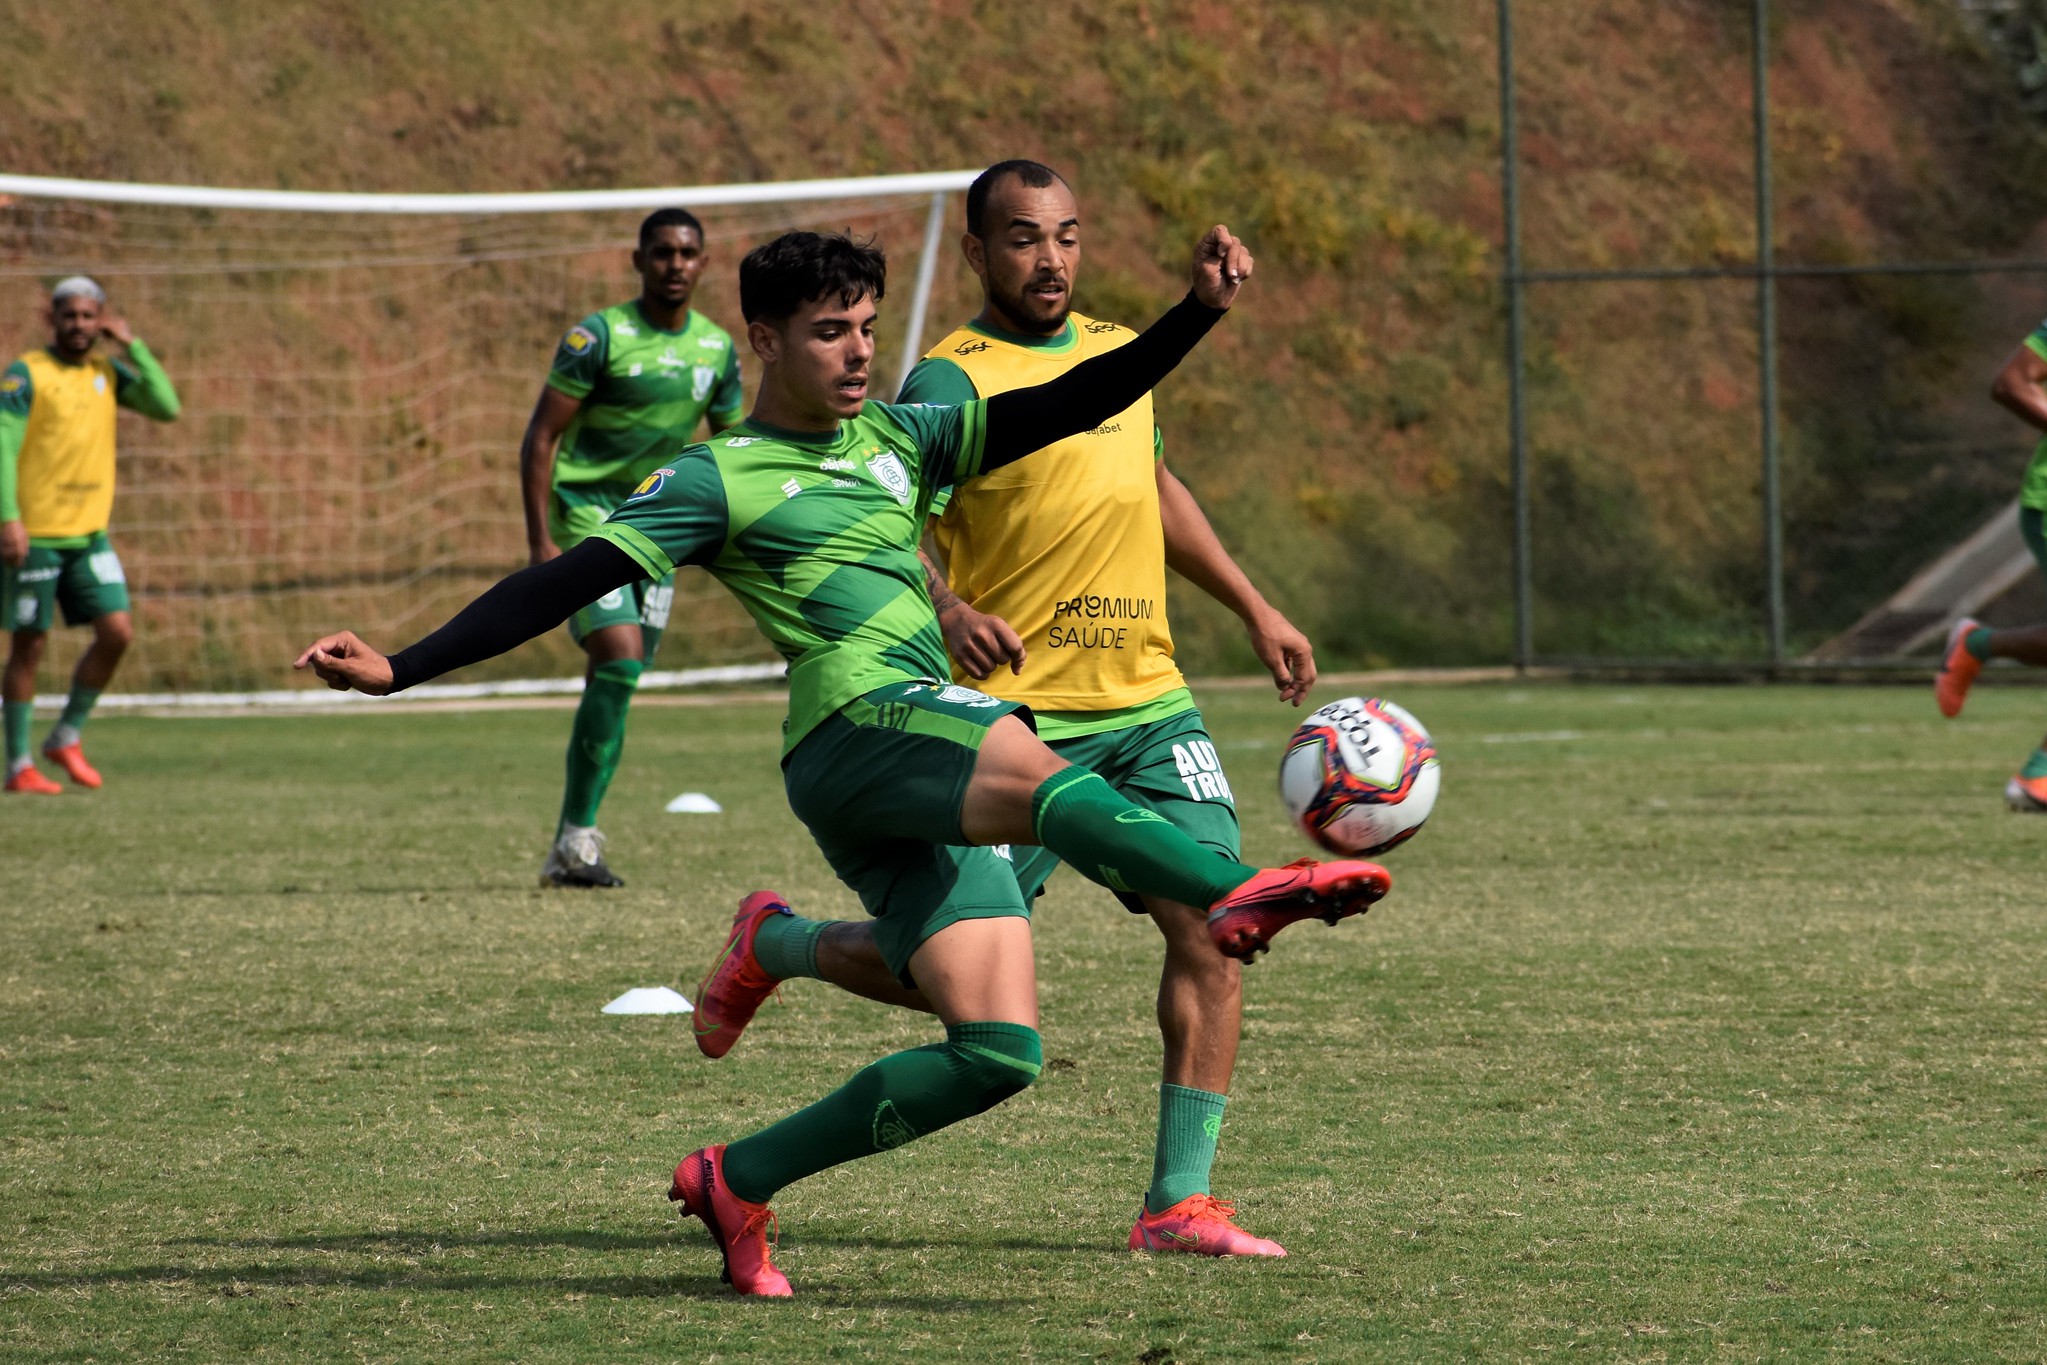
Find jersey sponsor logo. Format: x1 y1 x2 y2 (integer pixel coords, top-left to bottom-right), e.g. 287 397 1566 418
692 364 716 401
656 346 686 371
1084 320 1122 335
628 362 643 377
702 335 727 350
819 456 854 472
725 436 758 447
561 326 597 355
626 467 675 502
613 319 638 337
954 339 991 356
780 477 802 499
865 449 911 505
1173 740 1234 803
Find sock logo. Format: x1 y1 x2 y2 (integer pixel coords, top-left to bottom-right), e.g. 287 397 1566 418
872 1100 919 1150
1202 1115 1223 1141
1113 808 1169 826
1099 865 1133 893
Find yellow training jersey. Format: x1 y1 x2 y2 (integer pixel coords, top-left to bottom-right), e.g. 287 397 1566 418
899 312 1183 713
0 341 180 540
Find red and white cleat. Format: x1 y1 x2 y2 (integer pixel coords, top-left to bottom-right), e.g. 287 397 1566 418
1129 1194 1287 1257
669 1144 793 1297
1205 858 1391 961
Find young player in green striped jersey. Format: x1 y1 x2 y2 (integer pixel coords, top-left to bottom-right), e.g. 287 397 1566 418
295 228 1393 1297
520 208 744 886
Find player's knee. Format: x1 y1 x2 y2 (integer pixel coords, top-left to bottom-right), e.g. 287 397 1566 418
6 630 47 666
591 658 643 691
96 615 134 651
949 1023 1042 1112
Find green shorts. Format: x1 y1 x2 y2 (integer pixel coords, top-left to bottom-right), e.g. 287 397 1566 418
2 531 131 633
568 571 674 658
783 680 1036 986
1013 707 1242 914
2023 506 2047 582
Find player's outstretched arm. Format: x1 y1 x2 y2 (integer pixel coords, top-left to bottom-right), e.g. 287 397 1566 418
293 539 643 695
519 386 583 565
976 226 1254 473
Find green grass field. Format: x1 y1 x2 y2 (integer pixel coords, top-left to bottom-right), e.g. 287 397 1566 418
6 680 2047 1362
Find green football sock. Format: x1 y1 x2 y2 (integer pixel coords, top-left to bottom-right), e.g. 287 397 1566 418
721 1021 1041 1204
1031 768 1257 908
1147 1083 1229 1213
557 659 641 833
4 700 30 769
2021 748 2047 781
45 686 101 750
1966 626 1994 661
752 912 831 981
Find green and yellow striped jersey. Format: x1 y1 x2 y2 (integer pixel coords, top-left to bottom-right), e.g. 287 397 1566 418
595 402 990 752
546 300 744 501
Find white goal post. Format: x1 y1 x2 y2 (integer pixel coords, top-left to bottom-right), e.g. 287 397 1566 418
0 169 978 707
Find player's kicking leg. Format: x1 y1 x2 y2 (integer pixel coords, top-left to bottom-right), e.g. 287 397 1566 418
541 616 645 888
1934 617 2047 807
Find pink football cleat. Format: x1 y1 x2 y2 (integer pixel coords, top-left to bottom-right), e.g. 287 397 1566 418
1206 858 1391 961
1129 1194 1287 1257
669 1144 793 1297
692 890 793 1059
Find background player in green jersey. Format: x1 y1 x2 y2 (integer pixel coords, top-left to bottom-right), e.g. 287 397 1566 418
518 208 744 886
689 162 1318 1257
1936 319 2047 808
295 227 1392 1296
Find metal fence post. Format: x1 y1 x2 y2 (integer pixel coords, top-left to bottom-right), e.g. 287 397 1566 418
1499 0 1533 670
1754 0 1785 667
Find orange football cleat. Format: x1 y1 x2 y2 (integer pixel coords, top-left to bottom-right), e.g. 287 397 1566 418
5 765 63 795
42 743 102 789
1129 1194 1287 1257
693 890 793 1059
1935 617 1985 719
2006 774 2047 812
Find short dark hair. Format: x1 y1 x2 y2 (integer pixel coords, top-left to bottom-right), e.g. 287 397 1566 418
965 160 1069 239
638 207 705 248
738 231 887 324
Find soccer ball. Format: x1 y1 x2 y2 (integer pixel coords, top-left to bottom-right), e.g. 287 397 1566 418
1278 696 1440 856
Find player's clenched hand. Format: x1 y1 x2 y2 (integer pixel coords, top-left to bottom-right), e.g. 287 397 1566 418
293 631 396 695
0 520 25 568
938 602 1027 680
1248 609 1316 706
1190 226 1254 311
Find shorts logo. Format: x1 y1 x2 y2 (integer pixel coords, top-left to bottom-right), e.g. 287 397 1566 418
865 450 911 505
990 844 1012 861
596 589 626 611
692 365 716 401
640 582 673 631
88 550 124 585
14 596 36 627
1173 740 1235 803
626 467 674 502
560 326 597 356
934 684 999 707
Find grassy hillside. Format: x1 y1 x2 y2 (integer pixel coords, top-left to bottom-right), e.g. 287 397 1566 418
3 0 2044 678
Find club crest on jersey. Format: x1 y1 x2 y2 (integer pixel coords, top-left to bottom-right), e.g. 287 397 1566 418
627 467 675 502
561 326 597 356
865 449 911 505
692 365 715 401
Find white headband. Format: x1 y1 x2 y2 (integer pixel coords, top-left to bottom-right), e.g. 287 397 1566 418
51 276 106 306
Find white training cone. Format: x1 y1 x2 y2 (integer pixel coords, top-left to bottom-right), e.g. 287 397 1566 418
602 986 694 1015
665 792 723 814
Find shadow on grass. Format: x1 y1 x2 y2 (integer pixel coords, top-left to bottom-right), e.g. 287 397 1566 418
170 1227 1098 1256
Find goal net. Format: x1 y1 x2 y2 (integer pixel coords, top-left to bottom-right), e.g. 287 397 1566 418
0 171 975 703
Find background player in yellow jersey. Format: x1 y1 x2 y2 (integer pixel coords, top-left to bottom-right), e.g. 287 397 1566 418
0 277 180 795
690 162 1319 1256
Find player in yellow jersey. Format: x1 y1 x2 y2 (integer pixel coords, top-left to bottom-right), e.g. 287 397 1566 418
1 277 180 794
689 162 1319 1256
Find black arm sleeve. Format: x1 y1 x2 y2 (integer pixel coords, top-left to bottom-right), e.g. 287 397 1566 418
978 292 1225 472
385 538 644 693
